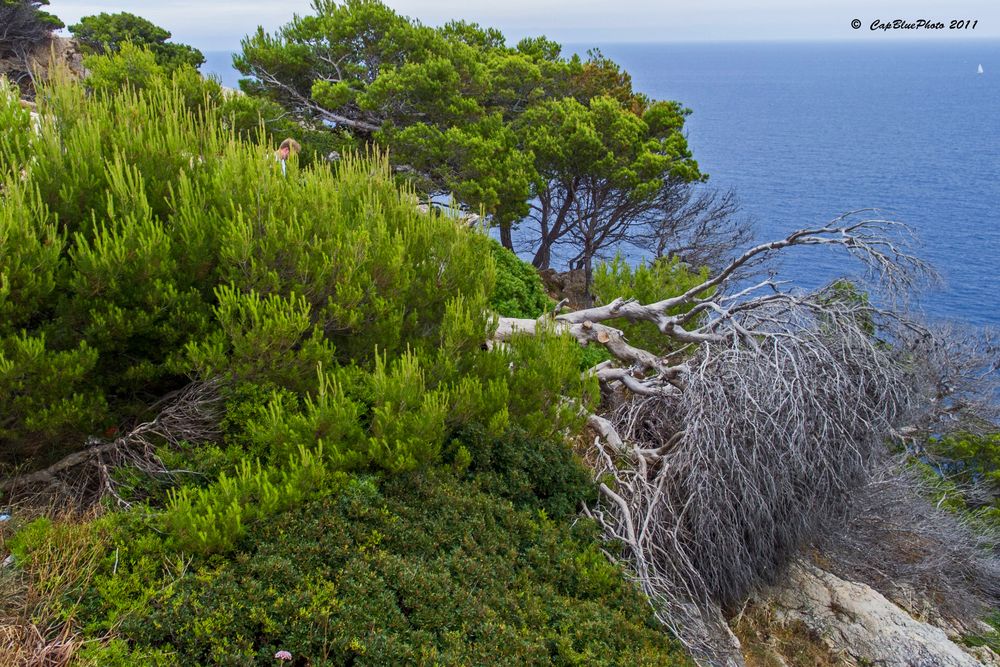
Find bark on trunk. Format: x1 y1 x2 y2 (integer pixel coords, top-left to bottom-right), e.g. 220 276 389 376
499 222 513 251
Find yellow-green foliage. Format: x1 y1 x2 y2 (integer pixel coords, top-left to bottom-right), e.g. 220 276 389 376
165 444 341 553
0 82 36 173
84 40 165 92
1 68 598 552
0 65 684 666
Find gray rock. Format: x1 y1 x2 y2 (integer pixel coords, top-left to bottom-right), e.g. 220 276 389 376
771 563 992 666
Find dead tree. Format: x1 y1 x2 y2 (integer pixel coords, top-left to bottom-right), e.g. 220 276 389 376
0 380 222 508
494 211 998 664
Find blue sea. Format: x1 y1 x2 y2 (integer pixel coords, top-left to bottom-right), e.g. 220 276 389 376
203 41 1000 326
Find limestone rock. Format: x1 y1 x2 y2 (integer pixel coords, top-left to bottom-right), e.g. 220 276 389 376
771 563 989 666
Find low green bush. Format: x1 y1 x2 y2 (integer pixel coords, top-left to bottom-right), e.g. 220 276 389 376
489 240 553 318
448 425 595 521
77 472 688 666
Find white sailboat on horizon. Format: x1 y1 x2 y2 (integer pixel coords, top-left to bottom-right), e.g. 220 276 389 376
978 63 984 74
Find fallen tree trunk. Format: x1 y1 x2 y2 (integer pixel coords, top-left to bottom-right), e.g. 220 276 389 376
490 212 999 665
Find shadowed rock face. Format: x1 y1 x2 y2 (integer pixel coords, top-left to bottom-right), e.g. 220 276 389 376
0 36 85 99
539 268 591 309
768 564 996 667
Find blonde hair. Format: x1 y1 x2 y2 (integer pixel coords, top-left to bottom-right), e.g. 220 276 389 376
279 138 301 154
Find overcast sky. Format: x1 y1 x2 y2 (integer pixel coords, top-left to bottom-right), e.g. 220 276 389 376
49 0 1000 51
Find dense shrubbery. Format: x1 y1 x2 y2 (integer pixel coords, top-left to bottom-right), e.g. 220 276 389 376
69 12 204 73
10 468 688 666
0 53 691 664
488 240 553 318
0 64 594 465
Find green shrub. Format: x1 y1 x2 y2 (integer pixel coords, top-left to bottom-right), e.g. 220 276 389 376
84 41 165 92
0 333 107 464
165 444 342 553
929 432 1000 490
3 70 594 467
87 472 688 666
448 425 595 521
0 79 37 172
69 11 204 72
489 239 552 318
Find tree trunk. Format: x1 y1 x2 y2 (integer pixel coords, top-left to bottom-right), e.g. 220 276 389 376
499 222 513 251
532 242 551 270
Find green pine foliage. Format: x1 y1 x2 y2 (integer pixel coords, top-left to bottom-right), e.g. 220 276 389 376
235 0 704 253
0 68 591 467
69 11 205 72
1 62 598 510
165 444 342 553
488 239 553 318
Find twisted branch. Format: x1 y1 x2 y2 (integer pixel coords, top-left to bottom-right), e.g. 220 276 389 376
492 212 998 664
1 380 223 506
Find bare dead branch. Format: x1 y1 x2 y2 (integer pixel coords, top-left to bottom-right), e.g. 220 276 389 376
491 212 996 664
0 380 223 507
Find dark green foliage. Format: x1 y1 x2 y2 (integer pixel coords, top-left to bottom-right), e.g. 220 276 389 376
82 42 223 115
76 473 687 666
447 425 595 521
489 239 552 318
235 0 703 259
0 334 107 463
69 12 204 72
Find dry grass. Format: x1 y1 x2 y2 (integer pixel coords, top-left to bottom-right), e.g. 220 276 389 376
0 508 107 667
732 604 842 667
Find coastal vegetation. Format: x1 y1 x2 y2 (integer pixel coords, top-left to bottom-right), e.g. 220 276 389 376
68 12 205 73
0 62 691 665
236 0 749 290
1 2 998 665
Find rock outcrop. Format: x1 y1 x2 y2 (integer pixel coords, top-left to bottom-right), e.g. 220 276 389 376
766 563 995 666
0 36 85 97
